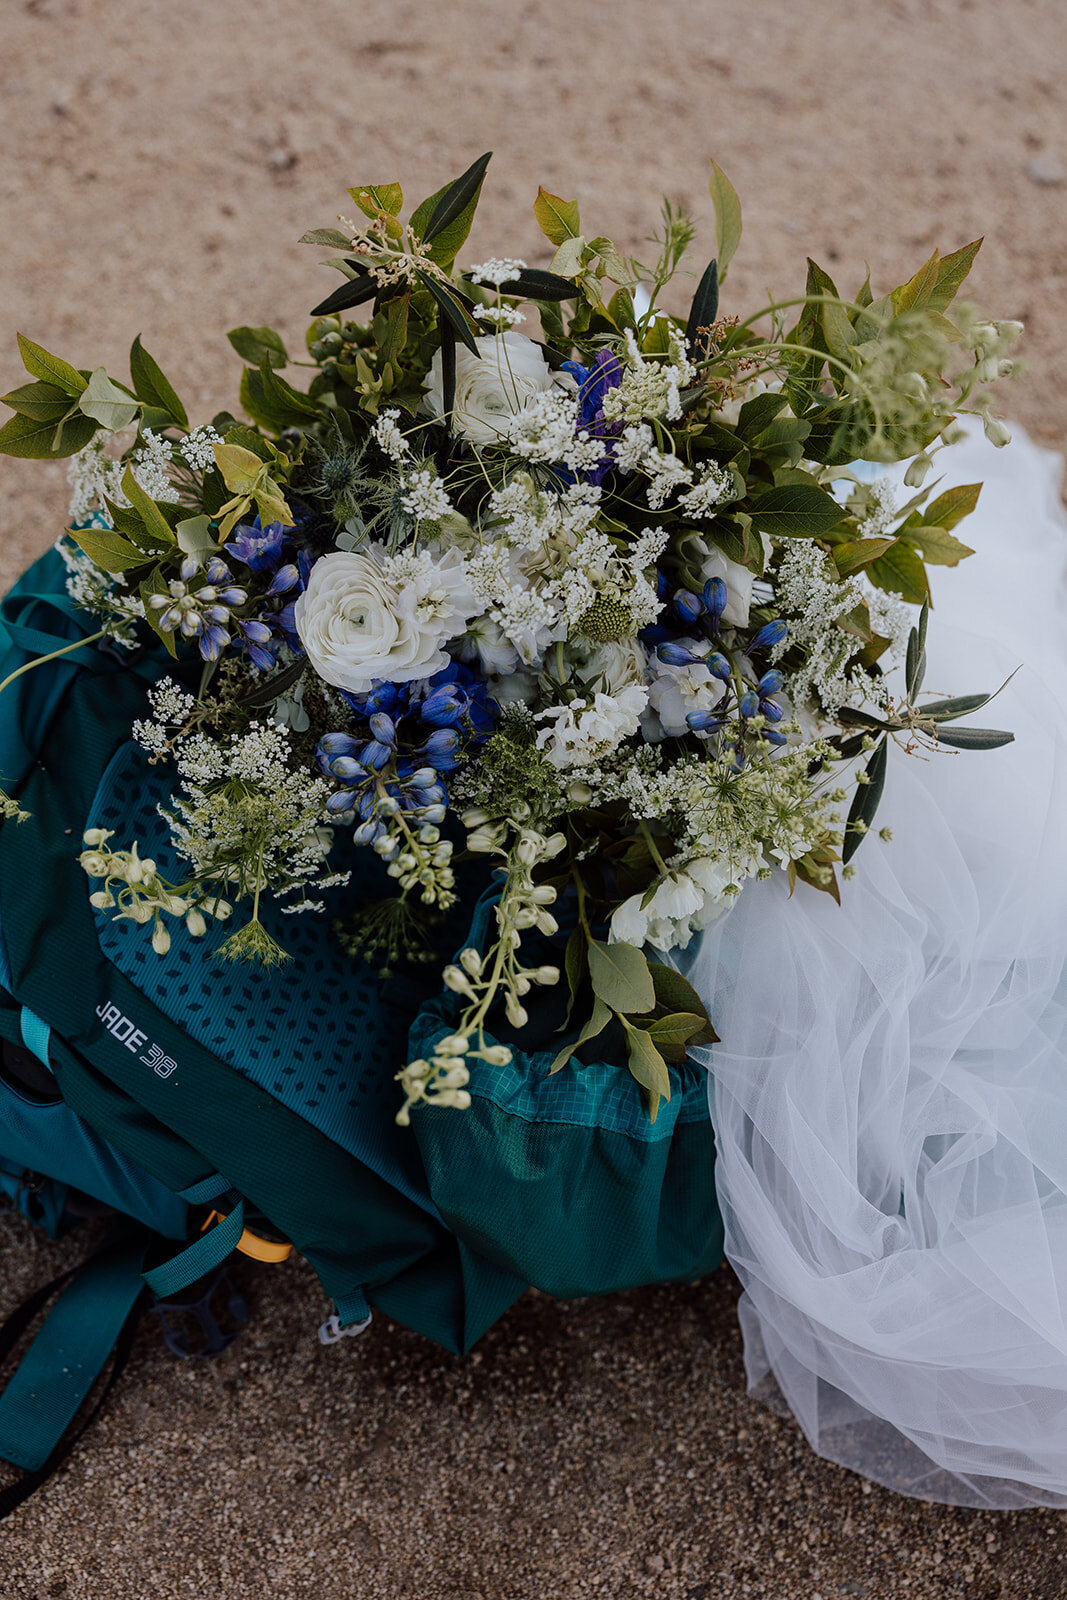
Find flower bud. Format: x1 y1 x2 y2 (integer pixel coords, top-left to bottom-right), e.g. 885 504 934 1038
151 921 171 955
89 890 114 910
480 1045 512 1066
82 828 110 847
566 780 593 805
530 884 557 905
983 415 1012 448
467 829 500 854
442 965 476 998
437 1035 470 1056
186 909 207 938
535 965 561 985
903 452 932 488
80 852 109 878
505 996 528 1029
459 947 483 978
462 807 491 828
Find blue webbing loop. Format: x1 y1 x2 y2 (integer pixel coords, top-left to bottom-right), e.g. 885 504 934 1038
18 1007 52 1073
142 1201 246 1299
177 1173 234 1206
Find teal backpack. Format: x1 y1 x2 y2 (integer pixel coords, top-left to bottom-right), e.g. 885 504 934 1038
0 545 724 1512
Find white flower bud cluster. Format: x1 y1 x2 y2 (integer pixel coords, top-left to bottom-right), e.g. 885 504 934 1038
394 820 565 1126
79 828 232 954
376 805 458 912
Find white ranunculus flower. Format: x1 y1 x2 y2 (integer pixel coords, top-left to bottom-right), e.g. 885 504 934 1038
569 638 649 697
294 545 477 694
423 331 558 446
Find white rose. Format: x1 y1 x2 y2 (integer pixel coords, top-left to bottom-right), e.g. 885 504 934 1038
294 547 474 694
695 534 773 629
569 638 649 697
424 331 558 446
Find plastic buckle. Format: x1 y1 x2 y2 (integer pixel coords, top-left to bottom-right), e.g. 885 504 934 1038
318 1310 373 1345
149 1266 248 1358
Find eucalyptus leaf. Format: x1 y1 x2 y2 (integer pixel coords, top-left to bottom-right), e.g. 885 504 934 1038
842 736 888 864
708 161 742 281
588 939 655 1016
687 258 719 341
934 726 1014 750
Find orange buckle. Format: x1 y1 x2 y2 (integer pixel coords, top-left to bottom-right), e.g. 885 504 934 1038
201 1209 293 1264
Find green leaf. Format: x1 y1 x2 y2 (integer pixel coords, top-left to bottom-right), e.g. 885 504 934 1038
645 1011 711 1064
708 161 742 281
532 186 581 247
559 925 589 1032
0 408 96 459
175 515 217 559
934 726 1014 750
1 380 72 420
16 333 87 396
892 250 941 314
226 326 289 370
927 239 982 312
687 259 719 342
378 293 410 366
905 600 929 700
257 361 320 419
309 269 378 320
621 1019 671 1122
549 996 611 1075
868 542 930 605
121 465 177 548
899 524 974 566
918 690 993 721
748 482 845 537
588 939 655 1016
842 736 888 864
128 336 189 426
348 181 403 218
78 368 140 431
300 227 355 248
490 267 578 302
832 537 898 577
411 153 491 271
647 962 715 1036
805 259 853 363
415 272 481 356
239 654 307 711
737 391 789 439
922 482 980 531
549 235 587 280
67 526 146 572
139 572 177 658
222 424 278 462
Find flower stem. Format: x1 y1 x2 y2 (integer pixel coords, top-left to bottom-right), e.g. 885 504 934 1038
0 628 109 701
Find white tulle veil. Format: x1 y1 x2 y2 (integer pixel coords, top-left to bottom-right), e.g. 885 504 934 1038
679 425 1067 1508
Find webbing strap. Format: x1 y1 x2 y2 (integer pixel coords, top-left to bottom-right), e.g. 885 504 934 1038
18 1008 52 1073
178 1173 234 1206
0 1232 148 1474
142 1201 245 1298
0 592 107 672
335 1287 371 1328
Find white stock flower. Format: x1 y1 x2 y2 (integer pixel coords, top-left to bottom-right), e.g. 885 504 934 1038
423 331 559 446
644 646 728 740
294 545 477 694
534 684 648 770
569 638 649 696
609 857 735 952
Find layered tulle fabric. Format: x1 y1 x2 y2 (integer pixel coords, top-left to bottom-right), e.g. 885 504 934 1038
682 425 1067 1507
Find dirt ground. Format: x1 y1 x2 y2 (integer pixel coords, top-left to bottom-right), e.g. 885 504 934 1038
1 1 1066 1595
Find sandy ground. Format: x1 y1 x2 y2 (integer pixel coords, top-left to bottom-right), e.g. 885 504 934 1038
1 0 1066 1595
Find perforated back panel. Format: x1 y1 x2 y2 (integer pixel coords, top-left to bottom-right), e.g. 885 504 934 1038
89 742 437 1213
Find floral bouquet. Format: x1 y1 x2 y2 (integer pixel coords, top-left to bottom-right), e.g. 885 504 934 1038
0 152 1018 1126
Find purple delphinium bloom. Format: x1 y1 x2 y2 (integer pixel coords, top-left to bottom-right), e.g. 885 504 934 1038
558 351 624 487
224 518 287 573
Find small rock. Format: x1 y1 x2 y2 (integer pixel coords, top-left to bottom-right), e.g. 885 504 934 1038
646 1554 665 1573
1027 157 1065 186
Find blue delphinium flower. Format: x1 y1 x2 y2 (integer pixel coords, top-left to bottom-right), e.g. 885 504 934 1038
556 351 624 486
317 660 498 835
224 517 287 573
